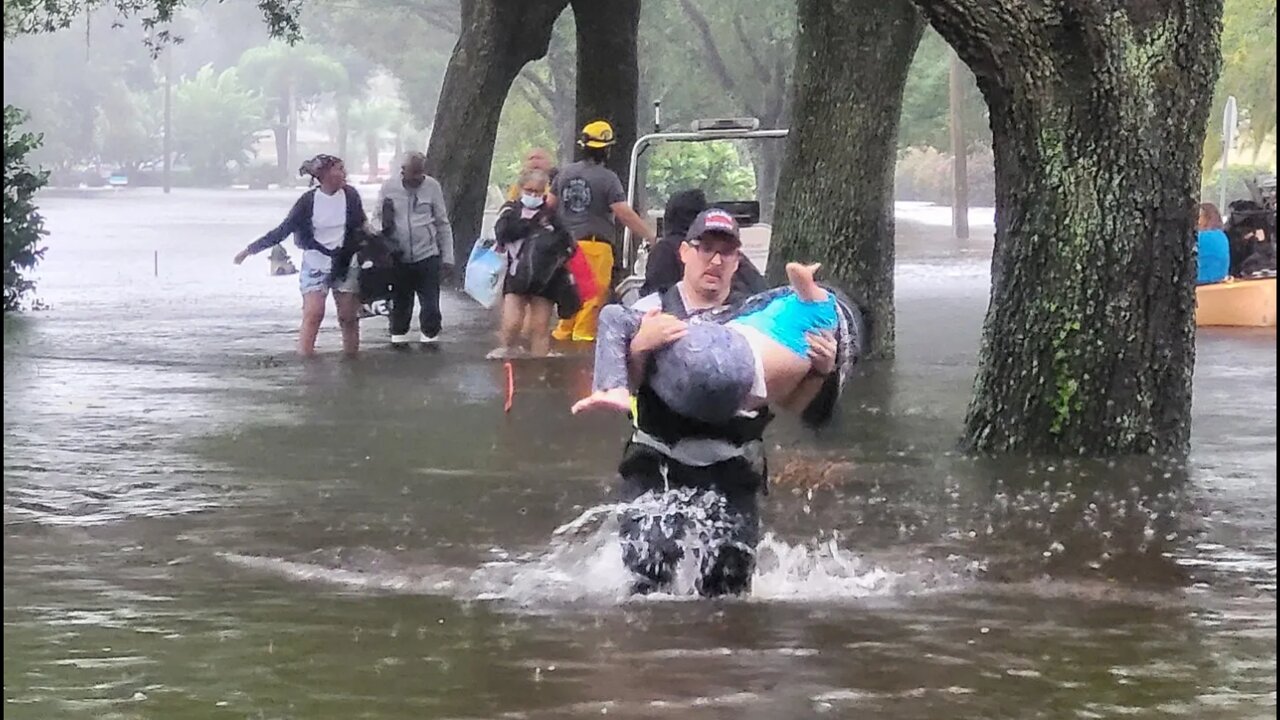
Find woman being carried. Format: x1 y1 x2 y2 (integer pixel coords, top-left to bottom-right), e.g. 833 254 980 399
573 262 851 425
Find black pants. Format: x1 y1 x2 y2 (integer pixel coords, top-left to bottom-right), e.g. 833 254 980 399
389 256 442 337
616 441 763 597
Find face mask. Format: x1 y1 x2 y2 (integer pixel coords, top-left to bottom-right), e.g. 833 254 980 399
520 193 544 209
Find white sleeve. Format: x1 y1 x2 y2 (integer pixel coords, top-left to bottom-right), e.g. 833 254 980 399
632 293 661 312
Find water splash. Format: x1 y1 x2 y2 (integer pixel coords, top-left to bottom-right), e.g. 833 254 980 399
222 495 972 605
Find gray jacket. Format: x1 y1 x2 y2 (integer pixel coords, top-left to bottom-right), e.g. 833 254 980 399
377 176 454 265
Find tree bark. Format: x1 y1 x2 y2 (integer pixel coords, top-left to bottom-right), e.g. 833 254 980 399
569 0 640 188
770 0 924 359
366 133 379 183
912 0 1223 455
947 49 968 240
423 0 569 267
272 99 288 184
286 84 297 185
752 140 785 224
336 98 349 161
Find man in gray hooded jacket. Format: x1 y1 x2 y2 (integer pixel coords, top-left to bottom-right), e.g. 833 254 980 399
378 152 455 344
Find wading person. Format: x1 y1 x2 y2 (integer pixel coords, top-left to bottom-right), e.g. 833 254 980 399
378 152 455 344
549 120 656 343
489 168 578 359
588 209 864 597
233 154 366 357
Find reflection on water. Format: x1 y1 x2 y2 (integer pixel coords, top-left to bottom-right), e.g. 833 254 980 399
4 189 1275 719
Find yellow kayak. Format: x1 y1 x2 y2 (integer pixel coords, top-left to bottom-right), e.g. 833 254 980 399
1196 276 1277 328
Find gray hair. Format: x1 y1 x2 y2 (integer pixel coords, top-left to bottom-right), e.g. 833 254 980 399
518 168 549 189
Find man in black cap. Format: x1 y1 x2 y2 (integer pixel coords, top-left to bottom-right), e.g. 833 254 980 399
612 208 858 597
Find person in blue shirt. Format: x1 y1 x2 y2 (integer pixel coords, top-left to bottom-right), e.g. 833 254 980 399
1197 202 1231 285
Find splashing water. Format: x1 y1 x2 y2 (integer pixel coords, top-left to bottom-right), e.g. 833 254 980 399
223 491 972 606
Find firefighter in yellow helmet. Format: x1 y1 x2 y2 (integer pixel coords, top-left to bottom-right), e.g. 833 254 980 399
548 120 655 342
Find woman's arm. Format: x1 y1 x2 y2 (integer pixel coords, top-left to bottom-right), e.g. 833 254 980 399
236 196 305 263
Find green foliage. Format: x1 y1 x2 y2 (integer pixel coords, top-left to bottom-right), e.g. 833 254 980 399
172 65 265 183
3 106 49 312
95 79 161 171
645 142 756 208
3 0 300 51
1201 163 1276 204
895 146 996 204
303 3 453 128
640 0 795 127
1204 0 1277 170
347 95 406 175
899 29 989 152
236 41 347 113
489 93 557 190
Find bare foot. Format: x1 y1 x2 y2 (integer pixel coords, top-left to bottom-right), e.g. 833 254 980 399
571 388 632 415
785 262 829 302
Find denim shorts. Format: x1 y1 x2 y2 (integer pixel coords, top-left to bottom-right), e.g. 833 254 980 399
299 252 359 295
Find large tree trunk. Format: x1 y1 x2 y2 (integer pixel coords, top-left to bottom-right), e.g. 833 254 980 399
569 0 640 191
912 0 1223 455
424 0 569 268
770 0 924 359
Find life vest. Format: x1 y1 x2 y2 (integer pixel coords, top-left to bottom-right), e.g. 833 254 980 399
624 283 774 493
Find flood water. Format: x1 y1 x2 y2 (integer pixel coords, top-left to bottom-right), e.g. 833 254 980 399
4 188 1275 719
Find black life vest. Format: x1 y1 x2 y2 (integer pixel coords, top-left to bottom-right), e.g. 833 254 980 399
646 284 774 440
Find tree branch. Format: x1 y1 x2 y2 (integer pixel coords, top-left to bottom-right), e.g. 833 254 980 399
516 68 557 125
909 0 1049 94
399 0 461 35
676 0 741 99
732 14 772 83
764 48 789 127
518 67 557 111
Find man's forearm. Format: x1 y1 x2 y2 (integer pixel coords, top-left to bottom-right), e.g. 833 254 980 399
615 204 653 242
626 349 649 389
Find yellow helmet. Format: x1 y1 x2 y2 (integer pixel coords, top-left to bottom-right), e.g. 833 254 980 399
578 120 616 149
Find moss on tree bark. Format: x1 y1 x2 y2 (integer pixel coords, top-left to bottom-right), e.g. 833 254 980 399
911 0 1223 455
770 0 925 359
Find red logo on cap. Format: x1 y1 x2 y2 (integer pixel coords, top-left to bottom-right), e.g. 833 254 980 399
704 210 735 231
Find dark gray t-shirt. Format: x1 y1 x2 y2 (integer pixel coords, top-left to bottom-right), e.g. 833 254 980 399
552 160 627 242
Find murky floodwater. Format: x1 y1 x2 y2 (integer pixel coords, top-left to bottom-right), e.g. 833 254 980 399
4 188 1275 719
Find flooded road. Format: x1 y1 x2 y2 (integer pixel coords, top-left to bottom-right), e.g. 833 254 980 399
4 188 1275 719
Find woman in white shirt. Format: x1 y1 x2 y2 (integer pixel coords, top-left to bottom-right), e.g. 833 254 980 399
234 155 368 357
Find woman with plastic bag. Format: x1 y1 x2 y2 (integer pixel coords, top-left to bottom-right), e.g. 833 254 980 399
485 168 581 358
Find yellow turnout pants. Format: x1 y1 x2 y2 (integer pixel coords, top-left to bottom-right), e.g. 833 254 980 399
553 238 614 343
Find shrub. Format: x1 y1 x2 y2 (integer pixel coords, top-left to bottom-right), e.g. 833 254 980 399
4 106 49 312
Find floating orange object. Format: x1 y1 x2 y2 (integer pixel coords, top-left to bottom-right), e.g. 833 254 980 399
504 361 514 412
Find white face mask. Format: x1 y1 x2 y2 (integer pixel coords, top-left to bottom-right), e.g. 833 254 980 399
520 192 544 209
